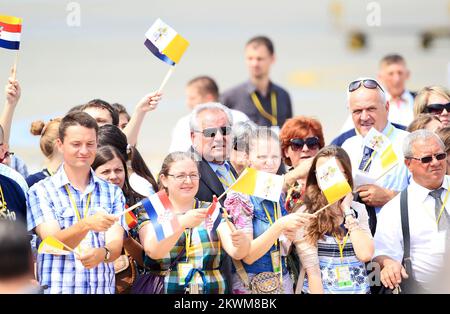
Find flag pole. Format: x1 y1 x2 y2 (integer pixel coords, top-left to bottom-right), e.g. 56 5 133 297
313 200 338 216
12 50 19 80
119 201 143 216
220 205 236 232
217 168 249 201
375 163 398 182
157 65 175 93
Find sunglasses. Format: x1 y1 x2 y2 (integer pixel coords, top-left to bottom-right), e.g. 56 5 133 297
194 126 231 138
289 137 320 151
407 152 447 164
348 79 385 93
424 103 450 115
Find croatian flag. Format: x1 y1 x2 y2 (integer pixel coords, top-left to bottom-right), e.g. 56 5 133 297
144 18 189 66
0 15 22 50
205 196 221 240
142 190 180 242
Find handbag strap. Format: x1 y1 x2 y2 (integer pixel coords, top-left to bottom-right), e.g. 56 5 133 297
232 259 251 288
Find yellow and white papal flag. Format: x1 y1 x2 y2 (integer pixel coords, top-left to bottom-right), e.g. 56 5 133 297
38 236 71 256
230 167 284 202
316 157 352 204
363 127 399 172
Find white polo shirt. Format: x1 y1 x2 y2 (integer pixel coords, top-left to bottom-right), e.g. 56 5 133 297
374 176 450 291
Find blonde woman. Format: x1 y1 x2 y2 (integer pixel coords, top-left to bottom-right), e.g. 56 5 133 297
413 86 450 127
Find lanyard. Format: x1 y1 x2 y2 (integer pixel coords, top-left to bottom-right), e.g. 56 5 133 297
46 168 54 176
0 184 6 208
185 228 192 259
251 91 277 126
362 125 394 172
435 188 450 226
334 231 350 262
217 166 236 188
262 201 279 247
64 184 92 222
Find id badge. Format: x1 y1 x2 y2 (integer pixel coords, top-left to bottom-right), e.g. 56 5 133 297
271 250 281 274
177 262 194 286
336 266 353 288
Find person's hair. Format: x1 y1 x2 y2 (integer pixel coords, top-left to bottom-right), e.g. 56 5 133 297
111 103 131 121
0 220 32 280
187 76 219 101
81 99 119 126
92 145 144 206
249 126 280 152
379 54 406 67
346 77 387 105
67 104 84 114
30 118 62 158
246 36 274 55
59 111 98 141
97 124 158 192
189 102 233 131
303 146 353 244
413 86 450 117
437 127 450 153
232 120 257 153
279 116 325 166
158 151 199 193
407 114 441 132
403 129 445 158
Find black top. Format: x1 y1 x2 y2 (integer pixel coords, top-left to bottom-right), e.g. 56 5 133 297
0 174 27 223
26 168 51 188
221 80 292 127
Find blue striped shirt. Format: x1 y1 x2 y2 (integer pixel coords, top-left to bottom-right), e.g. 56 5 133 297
27 165 126 294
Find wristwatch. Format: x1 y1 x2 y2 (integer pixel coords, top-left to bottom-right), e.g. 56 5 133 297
103 247 111 262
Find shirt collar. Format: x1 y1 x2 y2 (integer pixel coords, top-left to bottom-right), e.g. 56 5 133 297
208 161 231 174
410 176 450 203
53 163 100 193
245 80 273 95
386 90 413 103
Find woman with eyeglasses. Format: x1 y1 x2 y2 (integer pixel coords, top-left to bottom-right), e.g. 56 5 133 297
414 86 450 127
279 116 325 213
135 151 250 294
294 146 374 294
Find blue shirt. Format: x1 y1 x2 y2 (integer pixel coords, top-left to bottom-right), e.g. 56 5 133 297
240 197 289 275
0 173 27 223
27 165 126 294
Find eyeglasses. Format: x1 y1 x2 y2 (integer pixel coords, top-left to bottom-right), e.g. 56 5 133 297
348 79 385 93
167 173 200 182
424 103 450 115
407 152 447 164
289 137 320 151
194 126 232 138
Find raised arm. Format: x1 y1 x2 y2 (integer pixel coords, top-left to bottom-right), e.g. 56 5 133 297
1 73 21 145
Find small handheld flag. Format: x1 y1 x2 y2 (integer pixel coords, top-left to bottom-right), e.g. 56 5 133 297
124 206 138 230
144 18 189 66
316 157 352 204
0 15 22 50
363 127 399 172
228 168 284 202
141 190 181 242
38 236 75 256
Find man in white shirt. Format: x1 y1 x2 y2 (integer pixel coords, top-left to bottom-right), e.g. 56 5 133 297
374 130 449 292
169 76 248 153
339 54 414 134
336 78 410 235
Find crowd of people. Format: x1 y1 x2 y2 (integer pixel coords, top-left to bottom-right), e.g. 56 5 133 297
0 35 449 294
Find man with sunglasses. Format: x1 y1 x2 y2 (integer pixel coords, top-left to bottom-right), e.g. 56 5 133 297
189 102 238 204
374 130 450 293
336 77 410 234
338 54 414 134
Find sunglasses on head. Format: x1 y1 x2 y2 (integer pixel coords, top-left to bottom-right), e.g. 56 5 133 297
195 126 231 138
407 152 447 164
289 137 320 151
348 79 385 93
424 103 450 115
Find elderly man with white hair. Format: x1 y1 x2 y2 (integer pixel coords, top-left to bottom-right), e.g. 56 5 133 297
374 130 450 293
332 78 410 234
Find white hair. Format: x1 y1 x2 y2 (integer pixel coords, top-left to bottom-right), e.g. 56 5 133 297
189 102 233 131
346 77 387 108
403 129 445 158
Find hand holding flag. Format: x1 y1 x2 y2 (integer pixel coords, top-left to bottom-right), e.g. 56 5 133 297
38 236 79 257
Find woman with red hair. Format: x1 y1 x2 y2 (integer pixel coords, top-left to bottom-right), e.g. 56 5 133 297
279 116 325 213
